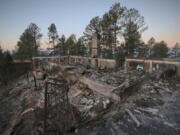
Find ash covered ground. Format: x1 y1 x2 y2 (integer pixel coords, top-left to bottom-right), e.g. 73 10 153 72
0 64 180 135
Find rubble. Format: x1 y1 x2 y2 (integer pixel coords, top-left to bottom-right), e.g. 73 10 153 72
70 91 112 123
0 60 180 135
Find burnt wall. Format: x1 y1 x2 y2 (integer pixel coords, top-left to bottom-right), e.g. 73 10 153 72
33 56 117 70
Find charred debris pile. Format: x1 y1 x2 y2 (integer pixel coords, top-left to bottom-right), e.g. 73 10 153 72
0 62 179 135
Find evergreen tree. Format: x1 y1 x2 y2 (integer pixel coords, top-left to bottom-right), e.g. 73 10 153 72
152 41 168 58
84 16 102 40
122 8 147 57
55 35 66 55
76 36 86 56
123 22 141 56
48 23 59 48
147 37 155 57
66 34 77 55
108 3 124 44
16 23 42 59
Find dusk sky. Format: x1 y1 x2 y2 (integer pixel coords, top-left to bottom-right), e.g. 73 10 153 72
0 0 180 50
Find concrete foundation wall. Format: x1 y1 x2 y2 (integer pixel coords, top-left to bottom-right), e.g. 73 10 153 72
33 56 117 69
33 56 180 77
125 58 180 77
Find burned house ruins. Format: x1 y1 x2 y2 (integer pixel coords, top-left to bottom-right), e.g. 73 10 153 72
0 32 179 135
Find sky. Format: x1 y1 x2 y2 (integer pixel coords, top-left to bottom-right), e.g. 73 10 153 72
0 0 180 50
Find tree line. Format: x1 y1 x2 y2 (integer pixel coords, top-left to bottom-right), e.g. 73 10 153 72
12 2 179 61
